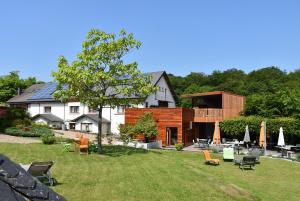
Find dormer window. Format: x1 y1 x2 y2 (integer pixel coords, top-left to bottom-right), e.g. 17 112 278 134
44 106 51 113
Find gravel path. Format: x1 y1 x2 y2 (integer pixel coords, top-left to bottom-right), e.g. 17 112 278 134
0 134 41 144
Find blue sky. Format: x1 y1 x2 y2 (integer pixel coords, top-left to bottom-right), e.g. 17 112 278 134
1 0 300 81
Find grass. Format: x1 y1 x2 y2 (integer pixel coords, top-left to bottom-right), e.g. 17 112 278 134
1 143 300 201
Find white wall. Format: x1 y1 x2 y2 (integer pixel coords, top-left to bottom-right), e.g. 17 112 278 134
74 116 109 134
145 75 176 108
26 74 176 135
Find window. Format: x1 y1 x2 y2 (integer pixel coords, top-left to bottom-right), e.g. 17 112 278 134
44 106 51 113
88 107 98 113
116 106 125 115
70 106 79 113
160 87 164 92
145 102 148 108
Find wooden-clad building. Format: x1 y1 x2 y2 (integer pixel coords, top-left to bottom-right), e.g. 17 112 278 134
125 91 245 147
125 108 194 147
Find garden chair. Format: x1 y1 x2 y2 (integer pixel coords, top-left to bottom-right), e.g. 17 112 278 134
203 150 220 165
238 156 256 170
79 137 89 154
249 149 261 163
22 161 55 186
223 147 234 161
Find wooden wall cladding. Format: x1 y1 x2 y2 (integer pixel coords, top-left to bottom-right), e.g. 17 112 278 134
125 108 194 147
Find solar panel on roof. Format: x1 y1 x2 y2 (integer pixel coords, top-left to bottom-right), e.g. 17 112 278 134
28 83 58 100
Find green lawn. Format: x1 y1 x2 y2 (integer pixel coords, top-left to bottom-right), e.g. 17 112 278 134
0 143 299 201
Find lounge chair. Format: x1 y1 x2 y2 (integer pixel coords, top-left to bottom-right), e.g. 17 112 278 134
80 137 89 154
22 161 55 186
237 156 256 170
203 150 220 165
223 147 234 161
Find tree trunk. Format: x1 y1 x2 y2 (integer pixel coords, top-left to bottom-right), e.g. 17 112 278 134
97 106 103 154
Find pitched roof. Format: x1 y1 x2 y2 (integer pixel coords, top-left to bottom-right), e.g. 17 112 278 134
7 71 177 103
71 114 110 123
7 83 46 103
32 114 64 122
0 154 66 201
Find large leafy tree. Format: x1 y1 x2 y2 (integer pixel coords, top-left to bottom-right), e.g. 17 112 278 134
0 71 38 103
52 29 157 153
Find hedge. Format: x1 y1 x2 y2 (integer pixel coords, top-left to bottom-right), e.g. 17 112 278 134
4 126 53 138
220 116 300 140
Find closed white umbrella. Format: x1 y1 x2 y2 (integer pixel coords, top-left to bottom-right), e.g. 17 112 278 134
277 127 285 146
243 125 251 143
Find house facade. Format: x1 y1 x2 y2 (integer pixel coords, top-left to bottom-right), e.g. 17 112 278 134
7 71 176 135
125 91 245 147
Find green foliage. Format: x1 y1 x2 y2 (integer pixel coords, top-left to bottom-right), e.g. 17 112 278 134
119 124 135 144
297 154 300 162
0 71 39 103
220 116 263 138
134 112 158 141
41 134 56 144
5 127 41 137
175 143 184 151
220 116 300 143
5 126 53 138
168 66 300 119
88 142 98 153
52 29 158 153
0 107 31 131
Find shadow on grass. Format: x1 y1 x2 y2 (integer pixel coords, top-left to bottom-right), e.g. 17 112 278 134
101 145 160 157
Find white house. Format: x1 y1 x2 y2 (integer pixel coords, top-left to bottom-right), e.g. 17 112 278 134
7 71 177 135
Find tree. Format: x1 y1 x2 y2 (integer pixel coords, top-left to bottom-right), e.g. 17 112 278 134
52 29 157 153
0 71 39 103
133 112 158 142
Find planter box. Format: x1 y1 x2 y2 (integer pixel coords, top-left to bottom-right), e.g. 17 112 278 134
117 141 162 149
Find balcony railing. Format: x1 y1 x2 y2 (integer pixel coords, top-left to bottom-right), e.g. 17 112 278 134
193 108 223 122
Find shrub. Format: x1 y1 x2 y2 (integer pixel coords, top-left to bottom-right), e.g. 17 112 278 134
0 108 31 132
5 127 41 137
119 124 135 144
134 112 158 142
297 154 300 162
175 143 184 151
220 116 300 142
88 142 98 153
4 126 53 138
41 134 55 144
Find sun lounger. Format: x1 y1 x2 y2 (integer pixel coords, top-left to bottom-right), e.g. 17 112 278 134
238 156 256 170
223 147 234 161
203 150 220 165
21 161 55 186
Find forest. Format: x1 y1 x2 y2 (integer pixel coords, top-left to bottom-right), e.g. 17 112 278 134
168 66 300 119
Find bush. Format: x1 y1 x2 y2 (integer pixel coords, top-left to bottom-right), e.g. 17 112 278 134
5 127 41 137
5 126 53 138
0 108 31 132
119 124 135 144
88 142 98 153
134 112 158 142
175 143 184 151
297 154 300 162
220 116 300 142
41 134 55 144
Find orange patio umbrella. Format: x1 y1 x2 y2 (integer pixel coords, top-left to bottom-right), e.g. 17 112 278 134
259 121 266 148
213 121 221 144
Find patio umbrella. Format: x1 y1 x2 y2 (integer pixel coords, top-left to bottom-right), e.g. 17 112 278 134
277 127 285 146
259 121 266 148
213 121 221 144
243 125 251 149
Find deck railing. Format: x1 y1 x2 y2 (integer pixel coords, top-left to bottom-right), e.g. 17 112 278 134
193 108 223 122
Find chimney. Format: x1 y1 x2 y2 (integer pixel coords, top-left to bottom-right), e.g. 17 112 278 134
17 88 21 95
